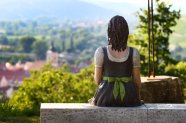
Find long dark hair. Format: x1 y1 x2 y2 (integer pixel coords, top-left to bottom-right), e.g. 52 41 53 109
107 15 129 52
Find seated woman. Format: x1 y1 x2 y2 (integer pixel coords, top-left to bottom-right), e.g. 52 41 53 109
91 15 142 107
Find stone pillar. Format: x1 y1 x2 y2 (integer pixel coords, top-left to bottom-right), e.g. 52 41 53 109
141 76 184 103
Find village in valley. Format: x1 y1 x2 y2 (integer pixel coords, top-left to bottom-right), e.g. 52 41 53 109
0 27 96 101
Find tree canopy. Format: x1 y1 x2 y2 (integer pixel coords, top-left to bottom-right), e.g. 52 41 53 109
32 40 48 60
133 0 181 75
19 36 36 53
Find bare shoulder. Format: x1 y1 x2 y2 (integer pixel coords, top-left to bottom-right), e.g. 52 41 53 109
95 47 103 53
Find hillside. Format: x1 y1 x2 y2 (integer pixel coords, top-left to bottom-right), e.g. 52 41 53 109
170 16 186 47
169 16 186 60
0 0 118 21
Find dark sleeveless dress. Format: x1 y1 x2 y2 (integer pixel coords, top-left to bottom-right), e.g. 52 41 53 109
92 47 141 107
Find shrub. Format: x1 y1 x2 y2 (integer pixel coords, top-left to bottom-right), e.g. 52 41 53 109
165 62 186 85
8 64 96 115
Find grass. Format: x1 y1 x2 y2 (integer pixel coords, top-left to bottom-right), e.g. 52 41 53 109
0 116 39 123
0 102 39 123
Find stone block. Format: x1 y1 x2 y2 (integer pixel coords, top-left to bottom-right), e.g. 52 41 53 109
141 76 184 103
145 104 186 123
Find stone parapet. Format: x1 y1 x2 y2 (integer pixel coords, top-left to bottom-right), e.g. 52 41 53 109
40 103 186 123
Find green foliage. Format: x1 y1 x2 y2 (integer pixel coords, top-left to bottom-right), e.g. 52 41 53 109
76 64 96 102
1 117 39 123
8 64 96 115
134 0 181 75
32 40 48 60
0 102 21 121
0 35 9 45
0 20 107 65
165 62 186 85
19 36 36 53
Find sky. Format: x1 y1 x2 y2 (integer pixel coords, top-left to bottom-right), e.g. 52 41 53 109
83 0 183 5
0 0 185 21
83 0 185 11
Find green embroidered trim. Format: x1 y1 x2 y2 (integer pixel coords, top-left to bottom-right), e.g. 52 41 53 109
103 76 132 101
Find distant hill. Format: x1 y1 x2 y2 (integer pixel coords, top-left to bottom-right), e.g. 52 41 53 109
170 16 186 47
86 1 141 30
0 0 119 21
169 16 186 60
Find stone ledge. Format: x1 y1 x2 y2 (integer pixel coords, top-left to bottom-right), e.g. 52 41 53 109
40 103 186 123
146 104 186 123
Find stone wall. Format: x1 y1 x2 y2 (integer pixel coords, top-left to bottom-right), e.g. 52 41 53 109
141 76 184 103
40 103 186 123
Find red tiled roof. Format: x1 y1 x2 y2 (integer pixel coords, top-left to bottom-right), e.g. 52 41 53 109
0 69 29 81
0 64 6 70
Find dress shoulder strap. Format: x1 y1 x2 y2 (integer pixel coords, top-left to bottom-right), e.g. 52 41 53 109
102 46 109 61
128 47 133 67
102 46 107 56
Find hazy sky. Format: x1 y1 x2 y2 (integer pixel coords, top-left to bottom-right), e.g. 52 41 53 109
82 0 184 8
82 0 185 14
83 0 183 5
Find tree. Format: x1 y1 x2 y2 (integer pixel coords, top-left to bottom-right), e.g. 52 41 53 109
133 0 181 75
32 40 48 60
0 36 9 45
70 36 74 51
20 36 35 53
62 40 66 52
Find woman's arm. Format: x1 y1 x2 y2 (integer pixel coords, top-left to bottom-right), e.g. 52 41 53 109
132 48 141 99
132 67 141 99
94 67 103 85
94 47 104 85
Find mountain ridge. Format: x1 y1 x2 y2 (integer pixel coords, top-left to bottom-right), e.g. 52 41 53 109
0 0 120 21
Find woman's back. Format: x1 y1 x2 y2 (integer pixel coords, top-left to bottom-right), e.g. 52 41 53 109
92 15 142 107
92 46 141 107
